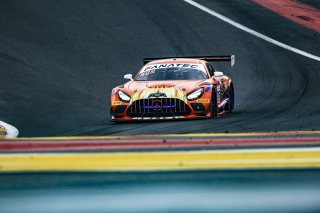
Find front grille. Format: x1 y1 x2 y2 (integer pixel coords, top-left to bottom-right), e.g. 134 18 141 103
127 98 191 117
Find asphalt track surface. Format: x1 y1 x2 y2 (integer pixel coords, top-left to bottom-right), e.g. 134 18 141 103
0 0 320 137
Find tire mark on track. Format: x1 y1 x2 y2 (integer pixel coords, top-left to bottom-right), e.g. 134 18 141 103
252 0 320 33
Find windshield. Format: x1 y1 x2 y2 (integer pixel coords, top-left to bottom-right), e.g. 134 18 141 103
135 63 208 81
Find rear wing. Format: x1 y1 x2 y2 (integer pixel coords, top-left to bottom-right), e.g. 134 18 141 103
143 55 235 67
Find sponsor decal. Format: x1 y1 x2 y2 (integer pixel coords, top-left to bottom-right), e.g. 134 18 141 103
144 64 201 71
196 99 210 103
138 69 156 77
139 64 207 77
205 85 213 92
131 87 187 104
112 101 122 105
148 92 167 98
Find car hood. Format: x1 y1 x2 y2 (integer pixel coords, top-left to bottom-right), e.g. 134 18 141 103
124 80 204 104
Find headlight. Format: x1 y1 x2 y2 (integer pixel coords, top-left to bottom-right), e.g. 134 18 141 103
187 88 204 100
118 90 130 102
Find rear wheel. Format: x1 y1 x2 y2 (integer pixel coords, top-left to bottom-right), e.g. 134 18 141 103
225 83 234 112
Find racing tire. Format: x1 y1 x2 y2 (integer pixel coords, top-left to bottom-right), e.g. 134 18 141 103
211 89 218 118
225 83 234 113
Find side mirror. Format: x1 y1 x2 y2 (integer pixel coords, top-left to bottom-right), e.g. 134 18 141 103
124 74 133 81
214 71 224 77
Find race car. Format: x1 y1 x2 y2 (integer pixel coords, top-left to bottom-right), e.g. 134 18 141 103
110 55 235 121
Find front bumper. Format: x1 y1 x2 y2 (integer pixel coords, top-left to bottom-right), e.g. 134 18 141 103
110 98 211 121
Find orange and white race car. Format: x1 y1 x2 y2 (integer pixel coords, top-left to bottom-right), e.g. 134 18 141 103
110 55 235 121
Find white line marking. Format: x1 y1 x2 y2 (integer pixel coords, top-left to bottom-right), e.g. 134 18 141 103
0 121 19 138
183 0 320 62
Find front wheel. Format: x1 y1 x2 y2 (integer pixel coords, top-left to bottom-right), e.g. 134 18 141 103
211 90 217 118
225 83 234 113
